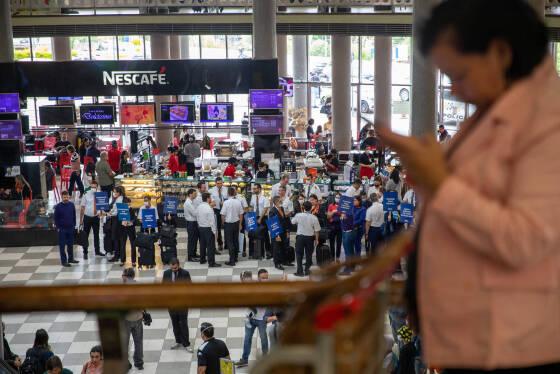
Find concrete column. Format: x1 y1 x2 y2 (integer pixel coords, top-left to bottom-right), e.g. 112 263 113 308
151 34 173 148
293 35 308 111
170 34 181 59
179 36 193 103
277 34 289 132
374 36 392 127
0 0 14 62
52 37 71 61
410 0 439 137
252 0 277 60
331 35 352 151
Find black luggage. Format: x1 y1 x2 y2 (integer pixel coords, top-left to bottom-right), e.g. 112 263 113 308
318 228 329 245
286 246 295 263
316 244 332 266
160 245 177 265
137 232 156 268
160 224 176 239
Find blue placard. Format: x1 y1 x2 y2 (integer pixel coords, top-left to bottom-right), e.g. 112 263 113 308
94 192 109 212
117 203 130 222
141 208 157 229
337 195 354 215
266 215 283 239
163 196 178 214
244 211 258 233
383 191 399 212
400 203 414 224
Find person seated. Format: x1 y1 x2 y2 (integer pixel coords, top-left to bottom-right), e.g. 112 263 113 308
81 345 103 374
255 162 275 180
25 329 54 374
44 355 73 374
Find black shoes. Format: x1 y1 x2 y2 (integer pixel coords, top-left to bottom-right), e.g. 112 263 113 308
188 256 200 262
284 262 295 267
108 257 118 263
293 272 305 277
225 262 236 266
62 263 71 267
69 260 79 264
200 260 207 265
209 263 222 268
95 251 106 257
275 264 285 271
83 254 88 260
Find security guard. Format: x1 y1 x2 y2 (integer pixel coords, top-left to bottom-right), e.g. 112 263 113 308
197 322 230 374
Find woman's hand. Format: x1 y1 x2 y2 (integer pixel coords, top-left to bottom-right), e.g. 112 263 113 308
377 126 449 198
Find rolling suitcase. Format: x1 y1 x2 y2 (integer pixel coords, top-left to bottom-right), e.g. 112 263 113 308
315 244 332 266
286 246 295 264
137 232 156 268
160 245 177 265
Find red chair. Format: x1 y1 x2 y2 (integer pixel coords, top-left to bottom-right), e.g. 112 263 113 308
58 152 71 174
52 175 61 203
60 166 72 192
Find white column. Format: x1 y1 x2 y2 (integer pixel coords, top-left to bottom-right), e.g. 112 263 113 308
52 37 72 61
0 0 14 62
277 34 289 133
374 36 392 127
331 35 352 151
293 35 307 111
151 34 173 149
253 0 277 60
410 0 439 137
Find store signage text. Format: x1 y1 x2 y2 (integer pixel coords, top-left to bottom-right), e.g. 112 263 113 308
102 69 168 87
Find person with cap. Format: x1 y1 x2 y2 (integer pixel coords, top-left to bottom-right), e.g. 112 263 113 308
197 322 230 374
162 258 193 352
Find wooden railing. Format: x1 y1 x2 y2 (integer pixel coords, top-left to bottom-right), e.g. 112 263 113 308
0 233 411 373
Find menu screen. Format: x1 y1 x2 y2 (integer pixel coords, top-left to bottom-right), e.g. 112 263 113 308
200 103 234 123
80 104 115 125
250 89 284 110
39 105 76 125
161 103 195 124
0 93 20 113
250 115 284 135
120 104 156 125
0 120 23 140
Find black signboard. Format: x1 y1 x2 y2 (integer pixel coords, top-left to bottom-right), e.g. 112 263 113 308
0 59 278 97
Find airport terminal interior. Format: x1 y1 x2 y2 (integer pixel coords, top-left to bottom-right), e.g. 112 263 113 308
1 0 560 373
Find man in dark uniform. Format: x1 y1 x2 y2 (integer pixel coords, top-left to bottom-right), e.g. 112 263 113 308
162 258 193 352
197 322 230 374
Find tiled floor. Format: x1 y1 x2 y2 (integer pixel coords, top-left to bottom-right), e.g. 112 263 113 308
0 230 316 374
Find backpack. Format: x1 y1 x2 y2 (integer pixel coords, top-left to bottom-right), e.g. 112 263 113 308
20 349 43 374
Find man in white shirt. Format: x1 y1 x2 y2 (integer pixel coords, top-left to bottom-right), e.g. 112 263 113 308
221 187 244 266
196 192 220 267
249 183 270 260
278 185 294 216
303 176 322 200
193 181 207 209
402 188 417 208
183 188 200 262
235 192 249 258
271 174 292 199
209 177 228 252
79 179 104 259
290 201 321 277
365 194 385 254
344 178 363 198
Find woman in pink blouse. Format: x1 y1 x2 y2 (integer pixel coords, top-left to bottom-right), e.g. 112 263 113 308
379 0 560 373
81 345 103 374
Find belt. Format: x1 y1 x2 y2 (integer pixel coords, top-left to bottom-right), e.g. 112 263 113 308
343 229 353 233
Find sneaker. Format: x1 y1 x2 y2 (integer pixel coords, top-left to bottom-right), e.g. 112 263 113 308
235 359 248 367
170 343 182 350
62 263 71 267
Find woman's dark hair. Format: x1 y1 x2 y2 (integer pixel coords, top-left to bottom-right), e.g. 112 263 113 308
120 150 128 161
34 329 49 348
420 0 548 81
46 356 62 370
90 345 103 357
354 196 362 206
390 168 400 185
114 186 125 197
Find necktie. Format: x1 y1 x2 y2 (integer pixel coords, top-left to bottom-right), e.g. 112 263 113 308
256 195 260 218
219 188 223 206
307 185 311 199
172 271 176 282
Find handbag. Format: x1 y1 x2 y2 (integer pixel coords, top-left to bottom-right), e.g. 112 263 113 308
142 311 152 326
76 229 89 248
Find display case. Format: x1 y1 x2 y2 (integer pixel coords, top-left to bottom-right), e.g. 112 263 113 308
116 174 161 209
158 176 253 203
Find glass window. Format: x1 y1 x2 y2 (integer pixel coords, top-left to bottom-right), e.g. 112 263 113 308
32 38 53 61
392 37 411 85
227 35 252 59
360 36 375 83
441 88 466 124
186 35 200 59
117 35 144 60
392 85 411 135
144 36 152 60
200 35 227 59
90 36 117 60
286 35 294 78
308 36 331 83
70 37 90 60
229 94 249 125
13 38 31 61
351 36 360 84
309 85 331 127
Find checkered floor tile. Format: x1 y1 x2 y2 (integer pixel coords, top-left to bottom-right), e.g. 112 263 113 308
1 230 361 373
